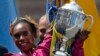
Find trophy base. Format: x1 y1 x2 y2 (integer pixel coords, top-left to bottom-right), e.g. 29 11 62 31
55 51 69 56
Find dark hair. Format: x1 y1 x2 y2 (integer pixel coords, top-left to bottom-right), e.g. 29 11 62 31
10 17 38 37
0 45 8 56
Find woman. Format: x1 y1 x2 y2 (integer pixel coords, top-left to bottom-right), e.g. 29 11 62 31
4 16 51 56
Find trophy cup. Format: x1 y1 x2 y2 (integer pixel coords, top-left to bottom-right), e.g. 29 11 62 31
54 0 94 56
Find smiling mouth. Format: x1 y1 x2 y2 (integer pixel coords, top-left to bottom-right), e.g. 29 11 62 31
21 42 27 45
19 42 28 46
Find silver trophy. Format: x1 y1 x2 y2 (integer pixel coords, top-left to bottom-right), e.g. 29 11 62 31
54 0 94 56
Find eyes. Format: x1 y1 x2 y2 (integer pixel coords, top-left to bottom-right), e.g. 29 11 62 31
13 31 31 39
13 28 46 39
40 28 46 33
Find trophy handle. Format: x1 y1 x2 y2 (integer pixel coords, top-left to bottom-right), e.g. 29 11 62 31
86 15 94 31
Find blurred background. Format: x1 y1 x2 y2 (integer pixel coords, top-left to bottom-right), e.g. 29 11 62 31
16 0 100 21
16 0 46 21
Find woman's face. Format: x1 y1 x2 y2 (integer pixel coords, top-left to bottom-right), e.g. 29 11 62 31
12 23 35 52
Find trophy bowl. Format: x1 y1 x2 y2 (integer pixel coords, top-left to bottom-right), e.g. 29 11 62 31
55 8 87 39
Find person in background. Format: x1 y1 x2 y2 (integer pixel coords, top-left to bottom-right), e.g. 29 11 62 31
37 14 52 56
38 15 51 43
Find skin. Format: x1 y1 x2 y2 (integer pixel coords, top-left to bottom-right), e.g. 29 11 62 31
12 23 35 52
78 30 90 41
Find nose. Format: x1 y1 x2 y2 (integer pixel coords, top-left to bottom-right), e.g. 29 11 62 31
39 31 42 36
20 35 25 41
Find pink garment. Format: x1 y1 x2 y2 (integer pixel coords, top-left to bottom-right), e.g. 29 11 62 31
72 30 90 56
33 33 51 56
72 38 84 56
4 52 31 56
4 33 52 56
4 53 22 56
